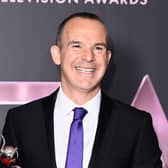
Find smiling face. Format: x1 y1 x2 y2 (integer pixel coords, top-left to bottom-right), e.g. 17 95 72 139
51 17 111 101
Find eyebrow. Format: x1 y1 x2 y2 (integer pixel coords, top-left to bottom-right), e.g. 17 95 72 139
94 42 107 48
67 41 107 48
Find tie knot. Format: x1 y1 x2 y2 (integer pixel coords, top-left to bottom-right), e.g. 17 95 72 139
73 107 87 121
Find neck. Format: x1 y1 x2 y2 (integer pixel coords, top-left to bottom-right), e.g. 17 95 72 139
61 84 100 105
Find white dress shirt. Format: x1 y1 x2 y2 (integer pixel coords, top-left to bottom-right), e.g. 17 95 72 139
54 87 101 168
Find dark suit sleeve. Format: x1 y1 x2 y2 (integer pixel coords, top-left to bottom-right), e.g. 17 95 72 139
0 162 7 168
2 110 22 167
2 110 17 147
132 113 162 168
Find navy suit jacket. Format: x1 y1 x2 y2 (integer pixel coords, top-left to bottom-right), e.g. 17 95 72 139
2 89 162 168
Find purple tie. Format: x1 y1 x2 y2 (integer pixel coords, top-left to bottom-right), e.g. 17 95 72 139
65 107 87 168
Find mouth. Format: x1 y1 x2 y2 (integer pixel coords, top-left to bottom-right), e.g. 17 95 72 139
75 66 96 73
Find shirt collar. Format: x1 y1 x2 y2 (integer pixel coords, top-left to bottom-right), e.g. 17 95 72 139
56 86 101 117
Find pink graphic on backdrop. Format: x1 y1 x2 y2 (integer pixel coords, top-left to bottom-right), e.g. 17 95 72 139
0 81 60 104
132 75 168 167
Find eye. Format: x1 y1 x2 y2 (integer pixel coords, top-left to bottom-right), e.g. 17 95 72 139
95 46 104 51
94 45 106 54
71 44 81 48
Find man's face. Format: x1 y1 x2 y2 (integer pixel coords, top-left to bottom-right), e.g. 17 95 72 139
52 17 111 95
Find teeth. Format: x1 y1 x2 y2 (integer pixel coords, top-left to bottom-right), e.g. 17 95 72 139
76 67 95 73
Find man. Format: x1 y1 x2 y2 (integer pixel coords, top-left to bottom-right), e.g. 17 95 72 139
1 12 162 168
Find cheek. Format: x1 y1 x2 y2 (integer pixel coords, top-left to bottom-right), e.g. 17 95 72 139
98 56 109 67
60 51 70 64
60 53 75 71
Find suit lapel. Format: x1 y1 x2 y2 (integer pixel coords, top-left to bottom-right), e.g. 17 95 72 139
41 90 114 168
88 92 114 168
42 89 59 168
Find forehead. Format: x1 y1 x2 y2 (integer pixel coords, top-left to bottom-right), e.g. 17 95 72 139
61 17 108 42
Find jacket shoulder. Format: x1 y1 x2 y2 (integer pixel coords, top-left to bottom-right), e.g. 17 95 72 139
102 92 152 122
6 90 57 116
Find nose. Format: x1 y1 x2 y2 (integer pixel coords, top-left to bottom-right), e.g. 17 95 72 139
82 48 95 62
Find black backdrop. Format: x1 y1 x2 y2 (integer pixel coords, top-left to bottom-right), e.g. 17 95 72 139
0 0 167 131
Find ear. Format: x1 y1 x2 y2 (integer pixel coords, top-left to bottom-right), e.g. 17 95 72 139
106 50 112 64
50 45 61 65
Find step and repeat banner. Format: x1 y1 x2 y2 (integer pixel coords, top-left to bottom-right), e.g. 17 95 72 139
0 0 167 126
0 0 167 157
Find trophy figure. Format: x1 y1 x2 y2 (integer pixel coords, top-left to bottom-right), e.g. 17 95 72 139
0 135 21 168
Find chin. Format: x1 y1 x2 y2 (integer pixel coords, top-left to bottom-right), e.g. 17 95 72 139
78 84 100 93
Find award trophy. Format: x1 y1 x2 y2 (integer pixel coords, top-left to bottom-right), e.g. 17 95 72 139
0 135 21 168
